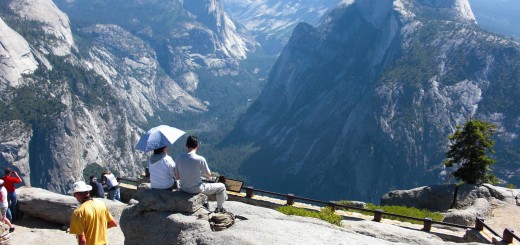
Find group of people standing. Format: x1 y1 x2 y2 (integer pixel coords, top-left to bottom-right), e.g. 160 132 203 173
0 168 21 233
67 134 226 245
88 171 120 201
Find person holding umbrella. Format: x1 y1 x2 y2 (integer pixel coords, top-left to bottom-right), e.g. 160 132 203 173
175 135 228 213
136 125 185 189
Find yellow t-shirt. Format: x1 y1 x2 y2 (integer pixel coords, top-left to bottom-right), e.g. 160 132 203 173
69 199 115 245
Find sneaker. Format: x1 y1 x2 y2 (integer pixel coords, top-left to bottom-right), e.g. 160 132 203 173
8 227 15 233
214 207 226 213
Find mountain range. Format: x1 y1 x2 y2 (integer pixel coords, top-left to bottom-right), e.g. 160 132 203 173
1 0 519 203
228 0 520 202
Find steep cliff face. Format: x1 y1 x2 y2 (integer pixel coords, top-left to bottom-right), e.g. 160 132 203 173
0 120 32 185
54 0 263 125
0 0 144 193
8 0 74 56
78 24 207 124
0 0 264 194
232 0 520 202
0 17 38 88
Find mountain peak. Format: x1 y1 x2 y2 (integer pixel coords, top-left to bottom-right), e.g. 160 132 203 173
339 0 476 29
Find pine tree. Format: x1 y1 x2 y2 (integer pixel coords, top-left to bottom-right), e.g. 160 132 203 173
443 118 498 184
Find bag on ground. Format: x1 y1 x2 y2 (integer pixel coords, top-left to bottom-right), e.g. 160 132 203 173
209 211 235 231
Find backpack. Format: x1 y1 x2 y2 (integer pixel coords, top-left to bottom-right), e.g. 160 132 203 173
209 211 235 231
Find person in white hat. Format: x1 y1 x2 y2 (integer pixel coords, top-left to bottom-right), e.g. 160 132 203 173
0 179 15 232
68 181 118 245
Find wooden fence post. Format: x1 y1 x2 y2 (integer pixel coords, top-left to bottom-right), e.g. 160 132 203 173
475 217 484 231
286 194 295 206
246 186 254 198
502 228 514 244
422 218 432 232
327 202 336 212
373 209 383 222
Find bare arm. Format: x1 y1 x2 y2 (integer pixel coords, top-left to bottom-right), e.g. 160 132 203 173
77 235 86 245
108 219 118 228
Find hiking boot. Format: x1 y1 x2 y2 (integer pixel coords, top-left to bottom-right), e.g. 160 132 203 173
8 227 15 233
214 207 226 213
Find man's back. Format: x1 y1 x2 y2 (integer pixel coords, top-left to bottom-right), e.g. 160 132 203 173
175 152 210 192
70 200 113 245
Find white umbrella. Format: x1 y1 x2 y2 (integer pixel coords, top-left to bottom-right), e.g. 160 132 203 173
135 125 185 152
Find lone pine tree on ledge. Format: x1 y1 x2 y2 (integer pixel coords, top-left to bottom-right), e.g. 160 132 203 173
443 118 498 185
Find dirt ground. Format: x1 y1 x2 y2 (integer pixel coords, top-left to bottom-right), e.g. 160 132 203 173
6 215 124 245
485 203 520 235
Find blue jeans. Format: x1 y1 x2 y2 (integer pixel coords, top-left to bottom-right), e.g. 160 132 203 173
6 192 17 221
108 187 120 201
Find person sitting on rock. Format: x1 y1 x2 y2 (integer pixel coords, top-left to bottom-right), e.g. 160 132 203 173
175 135 228 213
149 146 177 189
101 171 120 201
89 176 105 198
0 180 14 232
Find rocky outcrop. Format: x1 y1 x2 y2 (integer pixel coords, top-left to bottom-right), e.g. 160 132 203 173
122 187 470 245
17 187 127 225
0 120 32 185
9 0 74 56
381 184 457 211
380 184 520 225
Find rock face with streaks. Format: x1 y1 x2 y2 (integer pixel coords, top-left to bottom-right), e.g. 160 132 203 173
231 0 520 202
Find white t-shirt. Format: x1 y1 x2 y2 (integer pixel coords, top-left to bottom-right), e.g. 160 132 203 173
149 154 176 189
104 173 119 187
175 152 211 193
0 187 7 208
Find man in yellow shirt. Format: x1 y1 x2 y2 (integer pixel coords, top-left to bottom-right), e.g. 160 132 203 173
69 181 118 245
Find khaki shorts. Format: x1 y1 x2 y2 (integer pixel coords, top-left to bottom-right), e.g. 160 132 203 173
0 208 6 219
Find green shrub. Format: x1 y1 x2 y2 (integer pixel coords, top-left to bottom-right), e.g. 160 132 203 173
336 201 443 225
507 183 517 189
276 206 343 226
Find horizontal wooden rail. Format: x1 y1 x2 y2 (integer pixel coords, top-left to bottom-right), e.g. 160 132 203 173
243 186 479 232
118 177 139 184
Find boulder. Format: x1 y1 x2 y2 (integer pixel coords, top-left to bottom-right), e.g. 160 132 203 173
380 185 456 211
443 198 491 226
453 184 492 209
132 183 207 213
17 187 127 225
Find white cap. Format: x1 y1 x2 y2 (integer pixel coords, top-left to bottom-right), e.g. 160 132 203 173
68 181 92 194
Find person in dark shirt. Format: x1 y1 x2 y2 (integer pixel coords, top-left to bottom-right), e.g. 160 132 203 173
89 176 105 198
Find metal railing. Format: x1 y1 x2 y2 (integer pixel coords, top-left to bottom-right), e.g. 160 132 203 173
244 186 518 243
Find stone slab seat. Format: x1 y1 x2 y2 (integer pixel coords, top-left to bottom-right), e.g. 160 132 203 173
133 183 207 213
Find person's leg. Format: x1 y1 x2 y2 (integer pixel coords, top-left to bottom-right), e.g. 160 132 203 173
5 207 12 222
8 192 17 221
201 183 227 210
108 189 115 200
115 188 121 201
1 208 14 232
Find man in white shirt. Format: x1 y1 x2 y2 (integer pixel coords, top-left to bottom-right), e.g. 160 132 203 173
149 146 177 189
175 136 228 212
101 171 120 201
